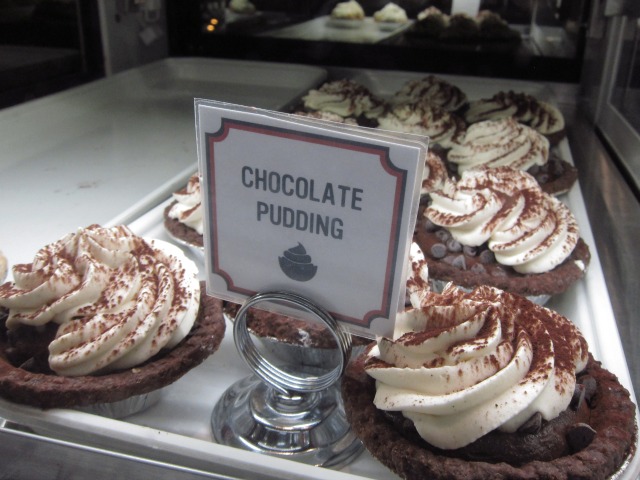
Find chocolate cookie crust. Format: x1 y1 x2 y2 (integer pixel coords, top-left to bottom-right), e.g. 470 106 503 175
163 202 204 248
341 351 637 480
0 282 225 409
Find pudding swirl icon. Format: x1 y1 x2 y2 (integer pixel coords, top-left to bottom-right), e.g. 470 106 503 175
279 242 318 282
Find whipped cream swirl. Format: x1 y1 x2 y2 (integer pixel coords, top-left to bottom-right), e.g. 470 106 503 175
405 242 430 308
425 167 580 273
377 102 466 149
392 75 467 113
448 118 549 173
421 151 449 195
365 284 588 450
464 91 565 138
0 225 200 376
302 79 387 120
168 173 204 234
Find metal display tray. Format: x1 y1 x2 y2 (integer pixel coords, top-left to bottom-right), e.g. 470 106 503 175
1 71 638 480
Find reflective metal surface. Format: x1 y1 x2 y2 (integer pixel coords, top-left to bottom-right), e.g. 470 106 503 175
211 291 362 468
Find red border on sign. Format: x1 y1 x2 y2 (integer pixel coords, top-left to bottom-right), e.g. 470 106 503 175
204 118 407 328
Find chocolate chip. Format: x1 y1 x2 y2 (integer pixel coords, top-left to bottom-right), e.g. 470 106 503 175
446 238 462 252
479 250 495 264
431 243 447 259
470 264 486 274
444 255 466 270
570 383 586 410
435 229 451 242
566 423 596 452
580 376 597 405
463 245 477 256
517 412 542 434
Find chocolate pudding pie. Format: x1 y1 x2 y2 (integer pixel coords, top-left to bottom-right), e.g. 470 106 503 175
164 173 204 249
391 75 468 114
300 79 387 128
341 284 637 480
0 225 225 415
447 117 577 195
464 90 567 145
414 167 590 300
377 101 466 151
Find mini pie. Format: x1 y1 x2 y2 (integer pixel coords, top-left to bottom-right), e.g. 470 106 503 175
0 225 225 410
414 167 590 298
341 285 637 480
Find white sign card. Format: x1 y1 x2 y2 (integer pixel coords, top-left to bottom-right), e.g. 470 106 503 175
195 100 427 338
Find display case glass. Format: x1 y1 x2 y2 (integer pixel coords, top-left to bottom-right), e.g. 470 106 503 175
167 0 591 82
588 2 640 193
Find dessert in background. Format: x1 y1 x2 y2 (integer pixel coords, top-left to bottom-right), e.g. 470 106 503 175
377 101 466 150
420 150 449 196
301 79 387 127
440 12 479 41
0 225 225 415
342 284 637 480
391 75 468 114
447 118 577 195
410 7 521 44
477 9 521 42
228 0 256 14
413 6 449 38
464 91 567 144
415 167 590 299
330 0 365 20
373 2 408 24
164 173 204 248
448 118 549 172
0 250 6 283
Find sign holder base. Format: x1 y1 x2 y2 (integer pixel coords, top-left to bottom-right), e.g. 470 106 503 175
211 291 363 468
